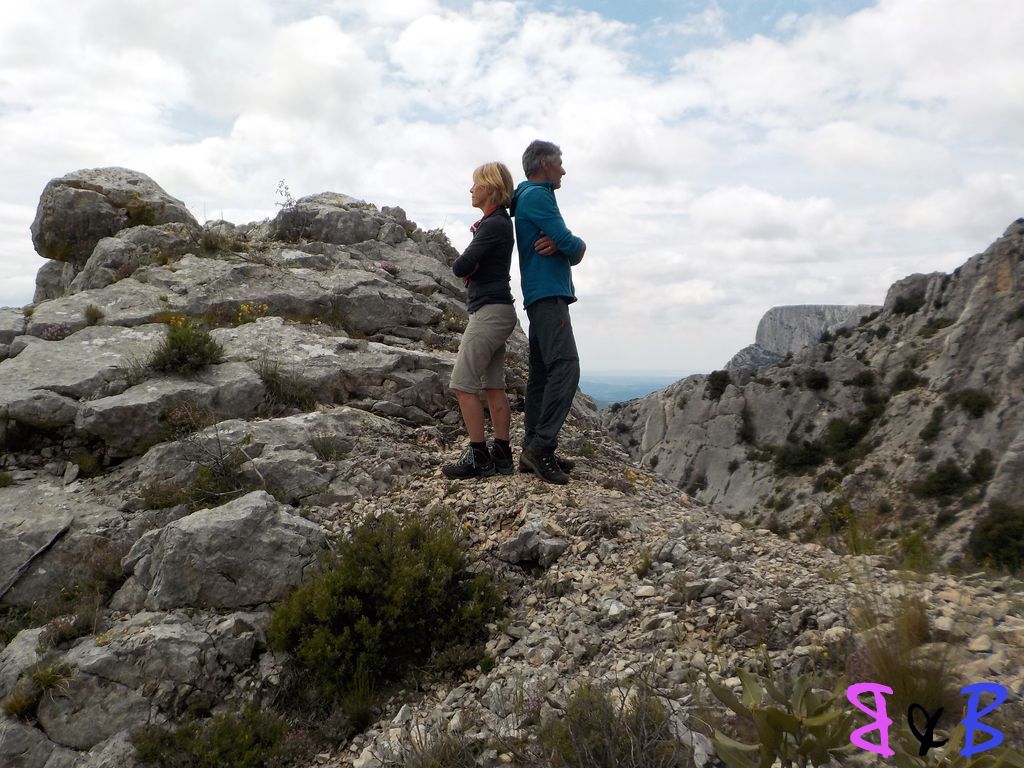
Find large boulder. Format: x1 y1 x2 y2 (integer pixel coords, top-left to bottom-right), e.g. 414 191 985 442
114 491 327 611
271 192 392 246
31 168 198 268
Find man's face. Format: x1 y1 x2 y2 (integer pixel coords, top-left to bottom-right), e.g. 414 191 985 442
541 155 565 189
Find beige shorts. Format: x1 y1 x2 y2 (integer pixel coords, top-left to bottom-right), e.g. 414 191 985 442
450 303 518 393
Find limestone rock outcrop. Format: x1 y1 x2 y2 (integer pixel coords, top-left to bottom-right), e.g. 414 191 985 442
605 220 1024 566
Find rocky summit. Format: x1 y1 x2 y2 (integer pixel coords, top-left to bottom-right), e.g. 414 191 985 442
1 170 1021 768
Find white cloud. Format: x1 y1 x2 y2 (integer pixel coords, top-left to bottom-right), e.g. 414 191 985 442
1 0 1022 373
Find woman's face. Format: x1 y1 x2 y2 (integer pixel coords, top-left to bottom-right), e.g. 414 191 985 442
470 180 492 211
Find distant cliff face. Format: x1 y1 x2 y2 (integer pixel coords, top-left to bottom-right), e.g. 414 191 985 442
755 305 880 355
605 221 1024 567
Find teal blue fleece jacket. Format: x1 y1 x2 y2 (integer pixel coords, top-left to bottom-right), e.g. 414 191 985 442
510 181 584 308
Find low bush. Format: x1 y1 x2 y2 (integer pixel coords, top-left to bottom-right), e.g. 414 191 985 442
149 317 224 375
773 441 825 476
844 370 875 387
403 731 479 768
1 656 71 721
268 511 503 706
890 367 926 393
707 663 853 768
132 706 293 768
253 354 318 413
911 459 972 498
705 370 730 400
539 682 691 768
892 291 926 315
917 317 954 338
307 430 351 462
969 501 1024 573
948 388 994 418
738 405 755 443
919 406 944 442
969 449 995 484
84 304 104 326
0 470 13 487
802 369 830 390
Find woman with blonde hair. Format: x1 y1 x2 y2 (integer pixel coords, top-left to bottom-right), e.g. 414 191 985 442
442 161 519 479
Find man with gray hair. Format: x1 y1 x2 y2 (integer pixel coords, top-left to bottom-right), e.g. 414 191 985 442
509 140 586 484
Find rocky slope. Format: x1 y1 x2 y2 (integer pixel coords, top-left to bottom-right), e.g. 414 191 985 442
1 172 1021 767
604 221 1024 569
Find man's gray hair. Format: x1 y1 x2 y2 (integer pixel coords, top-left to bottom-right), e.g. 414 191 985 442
522 140 562 178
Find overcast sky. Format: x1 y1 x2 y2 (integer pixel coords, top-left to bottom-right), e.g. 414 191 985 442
2 0 1022 374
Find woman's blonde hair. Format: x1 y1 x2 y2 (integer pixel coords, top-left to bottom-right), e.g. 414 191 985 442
473 162 514 208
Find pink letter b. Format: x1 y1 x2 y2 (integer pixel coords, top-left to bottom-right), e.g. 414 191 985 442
847 683 895 757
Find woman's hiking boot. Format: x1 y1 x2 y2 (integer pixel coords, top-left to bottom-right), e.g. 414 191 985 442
490 440 514 475
442 445 495 479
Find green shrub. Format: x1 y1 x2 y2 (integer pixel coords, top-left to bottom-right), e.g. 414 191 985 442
132 706 292 768
892 291 925 315
1 656 71 721
0 470 13 488
875 324 890 339
911 460 972 498
844 370 875 387
773 441 825 476
727 459 740 473
969 501 1024 573
307 430 351 462
969 449 995 484
802 369 830 391
917 317 954 338
540 682 690 768
403 731 479 768
253 354 318 413
268 511 503 704
738 406 755 443
898 529 933 572
149 318 224 375
70 449 102 478
890 367 926 393
707 665 854 768
919 406 944 442
948 388 994 418
819 402 882 467
705 370 730 400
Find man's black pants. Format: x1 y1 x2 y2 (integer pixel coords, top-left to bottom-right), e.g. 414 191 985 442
525 297 580 454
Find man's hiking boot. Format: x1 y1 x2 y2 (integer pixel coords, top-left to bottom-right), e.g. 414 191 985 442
442 446 495 479
519 448 570 485
519 453 574 475
490 441 514 475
